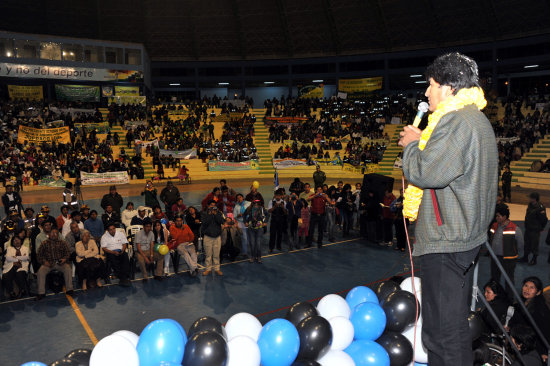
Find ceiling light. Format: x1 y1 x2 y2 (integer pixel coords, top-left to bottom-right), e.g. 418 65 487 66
313 79 323 83
410 74 422 78
169 83 180 86
415 81 427 84
264 81 275 84
524 65 539 69
218 82 229 85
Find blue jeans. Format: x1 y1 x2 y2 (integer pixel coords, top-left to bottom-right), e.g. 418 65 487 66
247 229 262 259
240 227 249 256
421 246 480 366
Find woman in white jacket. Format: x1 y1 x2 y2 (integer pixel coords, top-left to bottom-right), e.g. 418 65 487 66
121 202 138 228
2 236 30 299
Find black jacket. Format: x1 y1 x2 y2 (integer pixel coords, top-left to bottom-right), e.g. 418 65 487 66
201 209 224 238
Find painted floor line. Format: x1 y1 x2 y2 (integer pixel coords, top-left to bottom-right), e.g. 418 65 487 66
65 293 99 346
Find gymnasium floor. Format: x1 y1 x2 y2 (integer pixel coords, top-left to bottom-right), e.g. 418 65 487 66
1 180 549 365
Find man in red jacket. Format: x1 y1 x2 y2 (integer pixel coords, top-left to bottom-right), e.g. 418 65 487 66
170 216 197 276
307 186 329 249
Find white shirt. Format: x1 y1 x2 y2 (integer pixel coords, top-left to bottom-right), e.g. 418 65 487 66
121 209 138 228
100 231 129 251
62 220 84 238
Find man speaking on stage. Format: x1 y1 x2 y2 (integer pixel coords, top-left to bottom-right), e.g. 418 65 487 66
398 52 498 365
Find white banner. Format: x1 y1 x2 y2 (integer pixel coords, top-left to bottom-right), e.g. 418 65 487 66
496 137 520 144
273 158 309 169
80 171 129 185
0 62 143 82
159 148 197 159
135 139 159 148
49 107 96 116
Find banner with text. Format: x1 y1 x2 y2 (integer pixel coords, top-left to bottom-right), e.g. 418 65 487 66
208 160 260 171
17 125 71 144
212 112 244 122
338 77 383 98
115 86 140 96
74 122 110 133
0 62 143 82
273 158 308 169
159 148 197 159
265 116 308 126
135 139 159 148
8 85 43 100
124 120 148 129
80 171 130 185
299 85 324 99
55 84 100 102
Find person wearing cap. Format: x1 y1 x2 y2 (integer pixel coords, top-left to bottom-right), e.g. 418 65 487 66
2 182 23 216
201 200 225 276
100 222 131 287
101 185 124 214
23 207 35 231
121 202 138 228
56 206 70 231
36 227 74 300
80 204 90 221
135 218 164 281
41 205 57 227
84 210 105 243
141 180 160 209
131 206 149 226
0 219 17 250
522 192 548 266
62 211 84 238
8 208 25 231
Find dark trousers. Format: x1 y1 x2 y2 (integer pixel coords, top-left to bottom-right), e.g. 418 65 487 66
76 257 105 286
502 183 511 202
307 213 325 245
289 217 299 249
104 252 130 281
2 268 28 295
490 256 516 297
382 218 394 243
247 229 262 259
341 209 353 236
269 218 286 251
523 229 541 257
395 217 407 250
421 246 480 366
366 220 378 243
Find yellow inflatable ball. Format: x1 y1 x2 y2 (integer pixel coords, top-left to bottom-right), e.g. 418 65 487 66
252 181 260 189
158 244 169 255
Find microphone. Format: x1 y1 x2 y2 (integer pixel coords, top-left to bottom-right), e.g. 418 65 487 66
412 102 429 128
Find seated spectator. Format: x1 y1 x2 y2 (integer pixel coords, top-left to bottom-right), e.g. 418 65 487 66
64 221 85 259
131 206 149 226
171 198 187 218
152 220 171 275
36 228 73 300
102 204 121 227
121 202 138 228
135 218 163 281
185 207 202 245
75 230 104 290
151 206 166 222
80 204 90 221
62 211 84 238
100 223 131 287
510 325 544 366
479 280 511 334
170 215 197 277
84 210 105 243
2 236 30 299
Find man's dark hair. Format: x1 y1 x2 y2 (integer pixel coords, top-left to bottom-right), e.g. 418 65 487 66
495 204 510 219
221 186 228 192
90 210 98 215
213 187 220 193
236 193 243 199
425 52 479 94
107 223 117 229
220 179 227 184
208 199 217 206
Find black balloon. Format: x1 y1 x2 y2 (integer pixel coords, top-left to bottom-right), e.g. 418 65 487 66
187 316 225 339
183 331 228 366
468 311 486 341
49 359 77 366
376 331 414 366
296 315 332 361
64 348 92 365
372 280 400 303
285 301 319 327
292 360 321 366
382 290 420 332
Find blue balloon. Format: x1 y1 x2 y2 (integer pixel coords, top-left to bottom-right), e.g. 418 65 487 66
414 363 428 365
345 340 390 366
350 302 386 341
137 318 187 366
258 318 300 366
21 363 47 366
346 286 378 310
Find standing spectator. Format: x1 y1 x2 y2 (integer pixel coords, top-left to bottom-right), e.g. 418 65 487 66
245 185 264 207
101 185 124 214
56 206 70 231
2 182 23 215
337 184 356 237
100 223 131 287
522 192 547 266
219 186 236 219
299 183 313 201
289 178 305 196
75 230 104 290
135 218 163 281
244 199 268 263
152 220 172 276
170 215 198 277
307 186 328 248
160 181 180 218
489 204 523 296
298 199 311 246
268 189 288 252
2 236 30 299
41 205 56 227
382 188 397 246
313 165 326 189
201 187 221 210
62 182 78 210
220 218 241 262
141 180 160 208
365 191 381 243
36 228 73 300
325 187 338 242
121 202 138 228
219 179 237 197
84 210 104 243
233 194 250 258
501 166 512 203
287 192 303 250
201 200 225 276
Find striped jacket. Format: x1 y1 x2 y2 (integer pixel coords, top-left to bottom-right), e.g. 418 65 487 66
489 221 521 259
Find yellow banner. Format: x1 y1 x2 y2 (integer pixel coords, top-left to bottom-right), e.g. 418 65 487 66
115 86 140 96
17 125 71 144
338 77 383 96
8 85 43 100
299 85 324 99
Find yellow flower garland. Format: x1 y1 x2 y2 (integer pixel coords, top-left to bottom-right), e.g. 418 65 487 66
402 87 487 221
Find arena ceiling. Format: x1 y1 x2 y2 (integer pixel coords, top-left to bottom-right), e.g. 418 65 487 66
1 0 550 61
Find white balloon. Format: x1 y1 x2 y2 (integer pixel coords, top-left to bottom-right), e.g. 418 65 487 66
317 294 351 320
90 335 139 366
402 320 428 363
318 350 355 366
111 330 139 348
225 312 263 342
328 316 354 351
227 335 261 366
400 276 422 304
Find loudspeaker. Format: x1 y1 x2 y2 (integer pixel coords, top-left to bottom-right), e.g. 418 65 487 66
361 173 395 204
